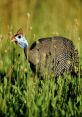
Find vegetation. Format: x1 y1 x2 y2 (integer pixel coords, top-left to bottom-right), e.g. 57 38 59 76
0 0 82 117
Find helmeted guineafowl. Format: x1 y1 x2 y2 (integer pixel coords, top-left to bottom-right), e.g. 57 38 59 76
11 29 79 77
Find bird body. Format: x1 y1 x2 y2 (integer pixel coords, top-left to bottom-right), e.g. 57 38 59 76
28 37 79 77
12 29 79 77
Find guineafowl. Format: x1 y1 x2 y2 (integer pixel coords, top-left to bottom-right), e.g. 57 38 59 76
11 29 79 77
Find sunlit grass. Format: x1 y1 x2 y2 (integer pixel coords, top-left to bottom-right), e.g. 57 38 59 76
0 70 82 117
0 0 82 116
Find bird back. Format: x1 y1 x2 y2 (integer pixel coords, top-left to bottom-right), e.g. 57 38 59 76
28 36 79 77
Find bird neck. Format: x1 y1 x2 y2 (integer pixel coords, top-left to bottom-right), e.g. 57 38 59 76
24 46 28 59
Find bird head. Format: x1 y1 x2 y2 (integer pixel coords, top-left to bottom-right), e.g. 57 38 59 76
12 29 28 48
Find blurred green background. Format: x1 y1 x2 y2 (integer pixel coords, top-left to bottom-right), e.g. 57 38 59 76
0 0 81 38
0 0 82 71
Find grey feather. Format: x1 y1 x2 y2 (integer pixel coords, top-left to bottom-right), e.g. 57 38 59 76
28 36 79 77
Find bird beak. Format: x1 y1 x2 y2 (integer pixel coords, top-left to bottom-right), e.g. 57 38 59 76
11 36 17 44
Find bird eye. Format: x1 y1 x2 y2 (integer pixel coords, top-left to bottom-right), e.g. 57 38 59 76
18 35 21 39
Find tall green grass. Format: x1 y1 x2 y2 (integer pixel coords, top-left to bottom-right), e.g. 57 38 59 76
0 69 82 117
0 0 82 116
0 43 82 117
